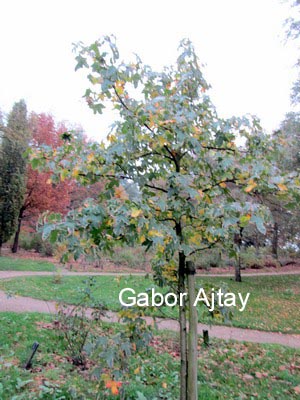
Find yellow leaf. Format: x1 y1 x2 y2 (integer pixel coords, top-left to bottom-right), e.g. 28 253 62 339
115 80 125 95
157 244 165 253
139 235 146 244
134 366 140 374
190 233 202 245
277 183 287 191
72 168 80 178
107 133 116 143
148 229 164 238
87 153 95 162
219 182 227 188
207 235 215 243
60 169 68 182
162 382 168 389
131 208 143 218
158 136 166 146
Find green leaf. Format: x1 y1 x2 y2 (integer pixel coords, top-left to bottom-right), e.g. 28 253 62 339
251 215 266 235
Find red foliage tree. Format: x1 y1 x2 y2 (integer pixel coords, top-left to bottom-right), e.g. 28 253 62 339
12 113 73 252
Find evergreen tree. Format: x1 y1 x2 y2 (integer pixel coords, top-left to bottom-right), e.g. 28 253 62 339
0 100 29 254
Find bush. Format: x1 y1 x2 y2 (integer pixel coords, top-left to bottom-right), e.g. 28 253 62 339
19 232 55 256
240 248 280 269
106 245 149 270
195 249 224 270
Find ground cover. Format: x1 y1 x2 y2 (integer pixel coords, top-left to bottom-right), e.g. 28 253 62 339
0 312 299 399
1 274 300 333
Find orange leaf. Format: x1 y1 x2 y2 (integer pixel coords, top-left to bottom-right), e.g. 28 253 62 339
277 183 287 191
105 380 122 395
114 185 128 200
245 180 257 193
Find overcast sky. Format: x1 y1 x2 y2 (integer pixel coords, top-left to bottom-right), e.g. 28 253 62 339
0 0 298 141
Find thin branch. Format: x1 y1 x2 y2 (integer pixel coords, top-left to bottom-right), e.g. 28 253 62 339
113 86 155 134
188 243 216 257
157 217 177 224
202 144 236 153
145 183 168 193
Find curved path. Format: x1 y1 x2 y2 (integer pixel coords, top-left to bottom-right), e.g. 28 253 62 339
1 269 300 280
0 270 300 349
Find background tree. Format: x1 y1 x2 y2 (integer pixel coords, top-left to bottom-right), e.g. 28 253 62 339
11 113 73 253
31 37 295 399
0 100 29 254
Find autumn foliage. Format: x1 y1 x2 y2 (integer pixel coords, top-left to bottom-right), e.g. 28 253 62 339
23 113 73 226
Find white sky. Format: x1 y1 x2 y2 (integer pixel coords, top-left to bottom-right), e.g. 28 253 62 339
0 0 298 141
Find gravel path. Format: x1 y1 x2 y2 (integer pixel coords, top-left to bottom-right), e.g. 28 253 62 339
1 288 300 349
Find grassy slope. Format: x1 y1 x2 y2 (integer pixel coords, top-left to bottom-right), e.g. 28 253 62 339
0 274 300 333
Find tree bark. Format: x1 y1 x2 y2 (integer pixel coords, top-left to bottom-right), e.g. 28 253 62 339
187 261 198 400
11 207 24 253
272 222 279 259
178 251 188 400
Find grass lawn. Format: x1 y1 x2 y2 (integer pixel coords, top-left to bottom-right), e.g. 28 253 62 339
0 312 299 399
0 274 300 333
0 256 55 272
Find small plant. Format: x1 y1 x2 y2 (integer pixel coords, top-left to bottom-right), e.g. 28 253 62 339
55 278 106 367
52 268 63 284
84 306 154 399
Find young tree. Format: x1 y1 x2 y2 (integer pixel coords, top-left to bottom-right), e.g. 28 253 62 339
31 37 295 399
0 100 29 254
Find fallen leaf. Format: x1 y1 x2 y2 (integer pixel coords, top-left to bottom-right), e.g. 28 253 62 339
294 386 300 394
243 374 254 381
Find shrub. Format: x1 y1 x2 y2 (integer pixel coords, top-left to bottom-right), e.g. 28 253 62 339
194 249 224 270
19 232 55 256
106 245 149 270
55 277 107 367
240 248 281 269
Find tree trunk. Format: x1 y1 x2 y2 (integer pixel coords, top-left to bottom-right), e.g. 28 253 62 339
11 207 24 253
178 251 188 400
272 222 278 259
187 261 198 400
235 255 242 282
234 232 242 282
